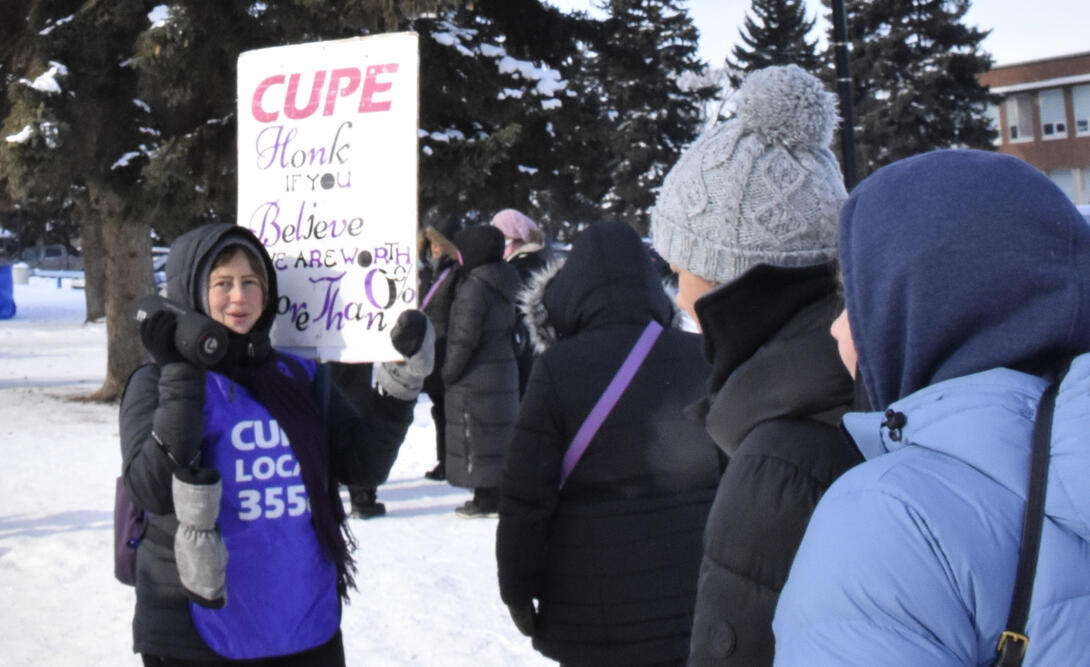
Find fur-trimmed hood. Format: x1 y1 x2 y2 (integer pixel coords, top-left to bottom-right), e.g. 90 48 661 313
518 257 566 353
518 222 677 353
419 225 460 263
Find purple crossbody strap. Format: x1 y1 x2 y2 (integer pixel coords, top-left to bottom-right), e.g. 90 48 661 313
559 320 664 488
420 267 452 309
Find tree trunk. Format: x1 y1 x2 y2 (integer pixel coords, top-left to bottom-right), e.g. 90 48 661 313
80 216 106 322
86 187 153 402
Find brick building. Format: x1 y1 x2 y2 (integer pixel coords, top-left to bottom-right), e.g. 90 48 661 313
978 50 1090 204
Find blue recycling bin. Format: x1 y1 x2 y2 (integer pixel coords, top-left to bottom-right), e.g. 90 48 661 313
0 265 15 319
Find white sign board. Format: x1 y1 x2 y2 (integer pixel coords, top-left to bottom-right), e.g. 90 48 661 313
237 32 419 362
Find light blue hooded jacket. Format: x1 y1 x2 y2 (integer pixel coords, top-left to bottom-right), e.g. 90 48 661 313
773 362 1090 665
772 150 1090 665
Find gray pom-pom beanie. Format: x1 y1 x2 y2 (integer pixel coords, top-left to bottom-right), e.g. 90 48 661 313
651 64 847 285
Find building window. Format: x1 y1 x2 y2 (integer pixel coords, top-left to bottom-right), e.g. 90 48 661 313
1039 89 1067 139
1050 168 1075 200
984 103 1001 145
1006 94 1034 142
1074 84 1090 136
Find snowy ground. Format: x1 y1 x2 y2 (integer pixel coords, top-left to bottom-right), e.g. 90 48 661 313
0 282 552 666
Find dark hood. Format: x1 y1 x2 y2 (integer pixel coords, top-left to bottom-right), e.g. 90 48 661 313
839 149 1090 410
165 223 279 338
539 222 673 341
454 224 505 272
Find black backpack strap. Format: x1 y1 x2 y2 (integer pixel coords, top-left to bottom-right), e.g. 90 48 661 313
994 379 1058 666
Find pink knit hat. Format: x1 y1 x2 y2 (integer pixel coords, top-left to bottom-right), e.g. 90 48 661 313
489 209 540 244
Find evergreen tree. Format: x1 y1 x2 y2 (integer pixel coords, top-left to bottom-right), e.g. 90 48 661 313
729 0 820 84
1 0 159 399
412 0 588 236
134 1 450 244
590 0 715 234
1 0 719 399
835 0 998 178
1 0 453 400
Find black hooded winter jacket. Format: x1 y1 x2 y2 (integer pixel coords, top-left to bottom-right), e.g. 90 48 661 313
442 225 521 490
496 222 720 666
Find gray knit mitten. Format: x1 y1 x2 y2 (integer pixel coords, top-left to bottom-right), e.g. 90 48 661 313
375 310 435 401
172 468 228 609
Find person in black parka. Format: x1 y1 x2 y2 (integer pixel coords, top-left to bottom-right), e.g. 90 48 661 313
442 224 521 518
496 221 721 667
650 65 862 666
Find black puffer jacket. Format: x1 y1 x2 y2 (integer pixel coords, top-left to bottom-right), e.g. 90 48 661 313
496 222 720 666
686 263 861 666
442 225 521 490
118 224 414 660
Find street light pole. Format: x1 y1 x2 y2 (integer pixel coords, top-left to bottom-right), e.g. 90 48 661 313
831 0 857 190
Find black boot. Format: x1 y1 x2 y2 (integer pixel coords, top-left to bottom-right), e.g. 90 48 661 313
427 406 447 482
455 487 499 519
349 487 386 519
424 463 446 481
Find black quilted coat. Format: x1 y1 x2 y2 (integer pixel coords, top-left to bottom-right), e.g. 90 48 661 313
686 263 862 666
496 222 720 666
442 225 521 490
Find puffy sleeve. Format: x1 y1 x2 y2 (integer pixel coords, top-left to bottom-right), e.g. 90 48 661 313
323 365 415 488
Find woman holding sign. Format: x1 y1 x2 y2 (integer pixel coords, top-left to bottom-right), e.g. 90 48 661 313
119 223 433 665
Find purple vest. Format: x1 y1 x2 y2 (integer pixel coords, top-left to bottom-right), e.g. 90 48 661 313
189 358 339 659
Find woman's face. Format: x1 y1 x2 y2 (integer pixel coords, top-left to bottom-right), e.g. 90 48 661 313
672 266 717 330
207 250 265 334
830 309 857 379
502 236 519 260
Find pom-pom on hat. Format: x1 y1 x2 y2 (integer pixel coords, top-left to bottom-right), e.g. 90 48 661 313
651 64 847 285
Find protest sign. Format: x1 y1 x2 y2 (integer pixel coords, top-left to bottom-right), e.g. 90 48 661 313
237 32 419 362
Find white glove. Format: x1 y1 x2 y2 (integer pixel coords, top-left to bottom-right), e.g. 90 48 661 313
375 310 435 401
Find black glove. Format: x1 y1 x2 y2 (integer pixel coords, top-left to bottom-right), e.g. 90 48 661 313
390 309 430 358
140 309 184 366
507 601 536 637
